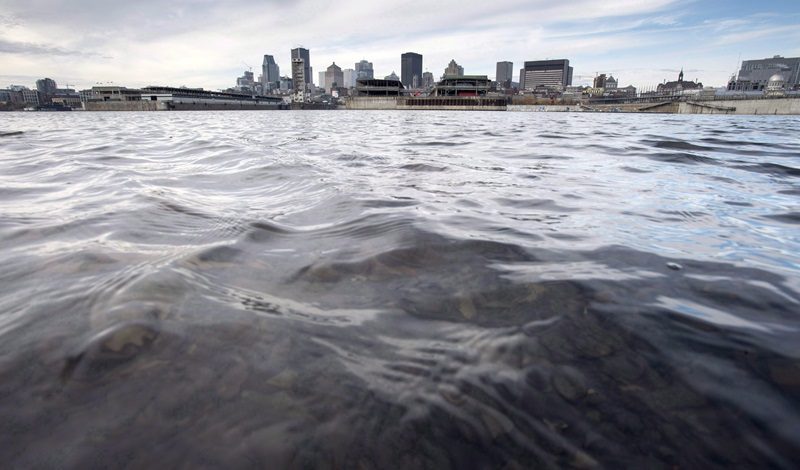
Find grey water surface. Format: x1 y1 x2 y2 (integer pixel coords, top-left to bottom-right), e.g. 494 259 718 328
1 110 799 468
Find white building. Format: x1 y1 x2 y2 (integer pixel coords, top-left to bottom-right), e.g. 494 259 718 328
343 68 356 88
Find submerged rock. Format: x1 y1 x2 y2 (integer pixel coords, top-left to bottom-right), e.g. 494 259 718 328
61 321 164 383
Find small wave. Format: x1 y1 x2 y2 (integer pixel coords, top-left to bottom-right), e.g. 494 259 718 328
648 139 714 151
734 163 800 177
762 212 800 224
645 152 718 165
399 163 448 172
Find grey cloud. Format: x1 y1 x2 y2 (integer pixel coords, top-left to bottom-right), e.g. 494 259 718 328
0 38 102 57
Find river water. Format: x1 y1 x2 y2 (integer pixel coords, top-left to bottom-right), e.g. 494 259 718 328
1 110 799 468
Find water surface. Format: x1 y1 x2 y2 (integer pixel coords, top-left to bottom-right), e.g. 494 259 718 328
1 111 799 468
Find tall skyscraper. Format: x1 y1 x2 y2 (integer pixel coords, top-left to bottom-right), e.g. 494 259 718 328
291 48 312 85
318 72 326 90
521 59 573 90
401 52 423 89
261 55 280 90
355 60 374 80
496 61 513 87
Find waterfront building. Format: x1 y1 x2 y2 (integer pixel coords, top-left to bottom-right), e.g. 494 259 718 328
343 69 356 88
521 59 573 90
657 69 702 94
385 71 400 81
261 55 280 91
51 89 82 108
0 88 28 108
401 52 423 89
432 75 491 97
605 75 618 90
443 59 464 78
291 47 312 85
355 60 374 80
619 85 636 97
279 76 293 91
496 61 513 88
135 86 285 110
7 85 40 106
354 78 404 96
325 62 344 92
728 55 800 91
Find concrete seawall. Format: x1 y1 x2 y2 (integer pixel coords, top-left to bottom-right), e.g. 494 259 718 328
84 101 161 111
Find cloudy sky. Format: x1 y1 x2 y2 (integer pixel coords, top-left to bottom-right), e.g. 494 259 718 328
1 0 799 91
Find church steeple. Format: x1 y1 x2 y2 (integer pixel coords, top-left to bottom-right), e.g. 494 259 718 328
678 68 684 82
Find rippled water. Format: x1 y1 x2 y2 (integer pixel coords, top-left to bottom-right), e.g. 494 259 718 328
1 111 799 468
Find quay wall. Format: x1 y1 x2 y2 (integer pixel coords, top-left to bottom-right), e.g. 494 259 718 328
346 97 398 110
508 105 583 112
84 101 285 111
397 104 506 111
84 101 160 111
677 98 800 115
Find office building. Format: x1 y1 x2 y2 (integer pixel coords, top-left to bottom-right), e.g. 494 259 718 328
236 70 255 92
343 69 356 88
422 71 434 88
728 55 800 91
521 59 573 90
325 62 344 92
261 55 280 91
496 61 513 88
443 59 464 78
292 58 307 102
318 72 326 90
36 78 57 96
355 60 374 80
401 52 423 89
385 71 400 81
291 47 312 85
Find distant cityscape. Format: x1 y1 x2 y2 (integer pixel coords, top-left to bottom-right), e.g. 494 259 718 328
2 50 799 111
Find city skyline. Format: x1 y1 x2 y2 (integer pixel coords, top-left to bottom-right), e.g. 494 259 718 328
1 0 799 91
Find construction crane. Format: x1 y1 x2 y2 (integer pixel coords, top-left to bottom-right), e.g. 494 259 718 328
242 62 252 72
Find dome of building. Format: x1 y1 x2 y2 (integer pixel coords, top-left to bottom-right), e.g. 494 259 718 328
766 73 786 94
